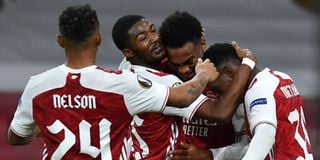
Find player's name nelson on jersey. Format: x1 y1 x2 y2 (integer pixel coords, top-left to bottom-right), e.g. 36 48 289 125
53 94 97 109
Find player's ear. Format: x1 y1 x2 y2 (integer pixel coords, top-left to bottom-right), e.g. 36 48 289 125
222 66 235 78
57 34 64 48
95 32 102 45
200 36 206 53
122 48 134 59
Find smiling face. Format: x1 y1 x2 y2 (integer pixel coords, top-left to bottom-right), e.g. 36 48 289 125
166 41 204 81
125 19 166 66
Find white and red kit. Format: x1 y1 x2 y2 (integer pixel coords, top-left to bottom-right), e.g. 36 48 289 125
10 64 174 160
126 65 208 160
158 58 239 150
243 68 313 159
210 103 249 160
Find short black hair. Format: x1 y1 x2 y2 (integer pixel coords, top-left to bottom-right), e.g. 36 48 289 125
159 11 202 49
203 43 241 69
112 15 145 51
59 4 99 42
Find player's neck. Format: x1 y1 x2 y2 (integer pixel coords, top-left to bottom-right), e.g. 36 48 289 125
65 47 97 69
130 59 162 71
247 67 261 86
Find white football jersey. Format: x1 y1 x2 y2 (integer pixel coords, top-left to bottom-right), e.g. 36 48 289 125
244 68 313 159
10 64 171 160
127 64 208 159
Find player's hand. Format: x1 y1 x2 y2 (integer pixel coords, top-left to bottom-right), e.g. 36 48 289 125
169 142 213 160
195 58 219 83
232 41 257 63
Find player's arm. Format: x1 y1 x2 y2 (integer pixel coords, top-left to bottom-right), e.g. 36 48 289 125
242 73 278 159
210 137 249 160
169 142 213 160
194 42 256 122
210 108 249 160
7 79 38 146
8 125 41 145
171 106 250 160
8 129 31 145
167 58 218 107
170 140 249 160
242 123 276 159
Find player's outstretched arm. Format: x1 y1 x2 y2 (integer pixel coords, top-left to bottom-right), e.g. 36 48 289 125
195 42 256 122
167 58 218 107
242 123 276 159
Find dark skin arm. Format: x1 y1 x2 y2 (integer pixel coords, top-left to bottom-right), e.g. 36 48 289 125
194 41 256 122
167 59 219 107
8 129 33 145
170 42 256 160
8 125 41 145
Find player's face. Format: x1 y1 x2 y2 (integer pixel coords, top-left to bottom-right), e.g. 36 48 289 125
208 73 231 94
127 19 166 64
166 42 203 81
208 65 236 94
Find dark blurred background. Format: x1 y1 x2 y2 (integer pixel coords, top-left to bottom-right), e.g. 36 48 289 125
0 0 318 159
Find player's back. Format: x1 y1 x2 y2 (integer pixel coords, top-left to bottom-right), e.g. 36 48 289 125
23 64 168 160
245 68 313 159
270 70 313 159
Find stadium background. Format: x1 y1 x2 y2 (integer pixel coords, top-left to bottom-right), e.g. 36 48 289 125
0 0 318 159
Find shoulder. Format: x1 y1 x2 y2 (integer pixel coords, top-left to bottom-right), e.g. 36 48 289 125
28 65 65 87
20 66 66 98
30 65 63 80
131 66 182 86
96 67 124 75
249 68 280 90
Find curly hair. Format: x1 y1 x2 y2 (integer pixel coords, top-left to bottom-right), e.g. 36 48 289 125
159 11 202 49
59 4 99 42
112 15 145 51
